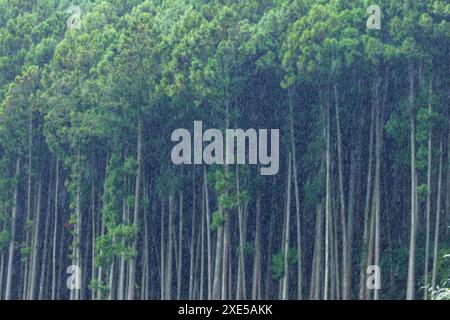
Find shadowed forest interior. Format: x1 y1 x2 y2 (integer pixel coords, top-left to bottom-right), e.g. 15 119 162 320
0 0 449 300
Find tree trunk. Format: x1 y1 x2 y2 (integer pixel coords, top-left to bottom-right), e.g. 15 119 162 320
142 182 150 300
160 200 165 299
264 188 276 299
359 91 375 299
29 176 42 299
128 120 143 300
166 189 174 299
406 57 417 300
212 222 223 299
373 74 383 300
333 83 349 300
289 88 303 300
309 204 323 300
221 210 230 300
71 149 82 301
5 156 20 300
445 118 450 233
24 110 33 299
189 174 196 299
108 255 115 300
51 159 59 300
431 138 443 291
91 177 97 300
203 166 212 300
200 176 205 299
346 148 358 300
177 189 183 299
282 154 292 300
252 189 262 300
0 252 4 299
236 165 246 300
221 100 231 300
331 193 340 299
423 78 433 299
324 94 331 300
39 172 52 299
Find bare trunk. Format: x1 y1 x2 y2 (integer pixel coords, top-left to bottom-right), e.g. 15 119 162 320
51 160 59 299
221 101 231 300
236 165 246 299
221 212 229 300
160 200 165 299
128 120 143 300
5 156 20 300
29 176 42 299
346 148 357 300
0 252 4 299
24 111 33 299
359 84 375 299
282 154 293 300
166 189 174 299
88 179 96 300
264 191 276 299
431 138 444 290
373 76 382 301
39 172 52 299
189 176 196 299
310 204 323 300
203 166 212 299
333 83 349 300
177 190 183 299
332 203 340 299
406 57 417 300
324 94 331 300
252 190 262 299
213 220 223 299
108 257 115 300
423 78 433 299
200 177 205 299
289 88 303 300
71 149 82 300
446 119 450 232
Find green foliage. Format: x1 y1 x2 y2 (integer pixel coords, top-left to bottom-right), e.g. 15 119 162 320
155 174 181 196
431 248 450 288
385 111 410 168
0 229 10 249
20 245 31 263
430 285 450 300
210 211 225 231
124 157 137 176
416 183 428 202
94 224 137 268
89 278 110 297
272 248 298 280
142 194 150 210
0 0 449 300
68 214 77 227
214 170 237 209
304 176 323 208
24 218 33 233
237 242 255 257
214 170 249 211
430 251 450 300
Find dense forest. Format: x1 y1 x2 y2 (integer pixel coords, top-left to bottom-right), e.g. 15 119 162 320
0 0 449 300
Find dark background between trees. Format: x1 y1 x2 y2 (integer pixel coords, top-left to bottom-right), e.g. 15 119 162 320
0 0 449 300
